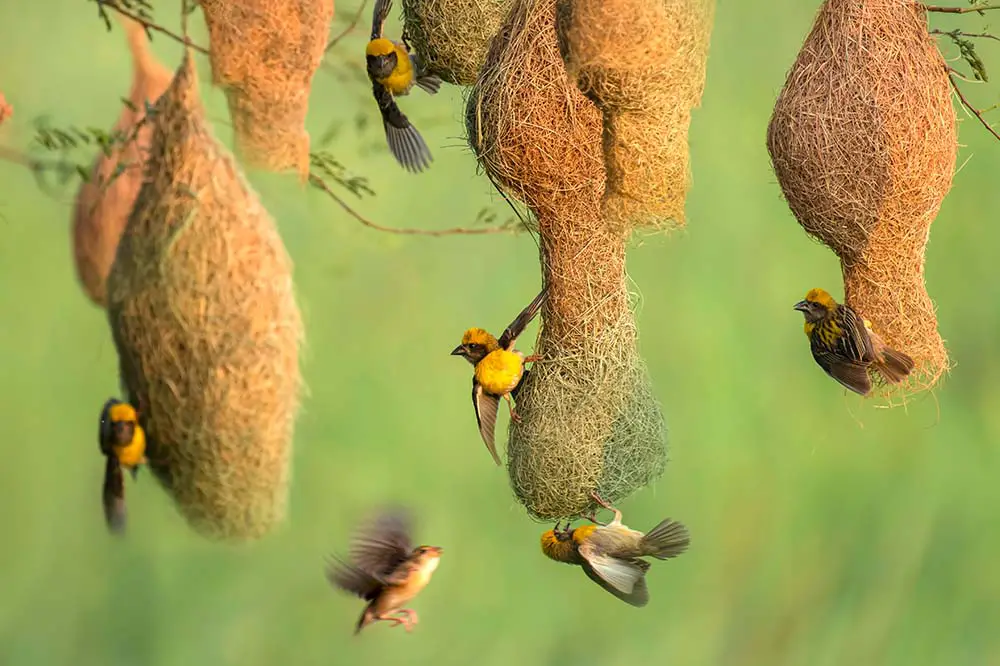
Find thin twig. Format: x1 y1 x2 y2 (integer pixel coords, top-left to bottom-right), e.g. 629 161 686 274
947 70 1000 142
307 173 516 236
326 0 369 52
930 28 1000 43
102 0 210 54
923 3 1000 13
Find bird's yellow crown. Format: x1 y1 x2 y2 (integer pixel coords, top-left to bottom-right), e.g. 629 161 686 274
461 327 499 351
108 402 138 423
571 524 597 545
804 288 838 310
365 38 396 57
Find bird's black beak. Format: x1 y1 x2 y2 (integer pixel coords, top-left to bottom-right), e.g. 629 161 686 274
793 300 809 312
450 345 466 357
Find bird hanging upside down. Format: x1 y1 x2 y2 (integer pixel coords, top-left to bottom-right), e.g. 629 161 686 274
540 492 690 607
365 0 442 173
98 397 148 535
794 288 914 396
451 284 548 465
327 507 443 634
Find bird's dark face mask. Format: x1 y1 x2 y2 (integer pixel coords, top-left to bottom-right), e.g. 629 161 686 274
793 299 827 323
366 52 398 81
450 342 488 365
112 420 136 446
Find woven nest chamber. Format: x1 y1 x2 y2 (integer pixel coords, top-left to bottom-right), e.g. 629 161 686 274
557 0 714 233
767 0 956 400
72 16 173 308
200 0 334 177
402 0 514 85
105 52 304 541
466 0 692 521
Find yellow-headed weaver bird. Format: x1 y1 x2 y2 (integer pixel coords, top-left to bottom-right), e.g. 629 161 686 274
366 0 442 173
794 288 914 396
327 507 442 634
540 492 690 607
450 284 549 466
98 398 148 534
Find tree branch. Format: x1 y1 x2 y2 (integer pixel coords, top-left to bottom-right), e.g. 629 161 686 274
947 69 1000 142
326 0 369 52
931 28 1000 43
307 173 517 236
923 3 1000 13
99 0 210 54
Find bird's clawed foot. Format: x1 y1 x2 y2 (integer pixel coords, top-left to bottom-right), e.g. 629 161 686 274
523 354 542 366
504 394 523 423
589 491 623 525
387 609 418 632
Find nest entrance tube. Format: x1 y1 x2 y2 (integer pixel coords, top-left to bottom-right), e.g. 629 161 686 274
767 0 957 400
467 0 682 521
105 52 304 541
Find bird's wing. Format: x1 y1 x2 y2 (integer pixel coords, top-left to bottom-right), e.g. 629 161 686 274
327 556 384 601
409 54 443 95
102 455 126 535
382 558 419 586
498 284 549 350
812 344 872 396
839 305 876 363
98 397 119 456
370 0 392 40
473 377 501 465
372 82 432 173
578 541 651 607
349 507 415 577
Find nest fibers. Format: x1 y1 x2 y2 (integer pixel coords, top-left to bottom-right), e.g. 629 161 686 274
467 0 666 521
402 0 514 86
105 52 304 541
72 16 173 308
557 0 714 233
767 0 957 400
200 0 334 178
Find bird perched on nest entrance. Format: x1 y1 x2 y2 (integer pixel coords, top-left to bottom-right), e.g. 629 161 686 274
539 492 690 607
365 0 442 173
327 508 443 634
98 397 148 534
451 285 548 466
794 288 914 396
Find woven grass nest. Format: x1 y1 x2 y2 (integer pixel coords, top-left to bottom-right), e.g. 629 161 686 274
71 16 173 308
402 0 514 86
105 52 304 541
200 0 334 177
466 0 713 521
767 0 957 402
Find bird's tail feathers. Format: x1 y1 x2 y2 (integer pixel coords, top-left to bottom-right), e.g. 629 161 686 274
874 346 915 384
354 607 374 635
641 518 690 560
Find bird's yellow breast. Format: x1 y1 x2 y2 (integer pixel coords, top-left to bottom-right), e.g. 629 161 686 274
812 318 842 347
474 349 524 396
114 426 146 468
372 41 415 95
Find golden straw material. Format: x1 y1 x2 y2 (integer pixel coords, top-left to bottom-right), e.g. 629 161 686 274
767 0 957 399
106 52 304 541
558 0 715 232
72 15 173 308
402 0 514 85
467 0 666 521
200 0 335 177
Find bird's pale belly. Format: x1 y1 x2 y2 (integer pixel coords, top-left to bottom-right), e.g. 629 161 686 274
475 350 524 396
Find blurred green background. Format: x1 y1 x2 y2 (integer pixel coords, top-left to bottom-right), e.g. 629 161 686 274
2 1 999 665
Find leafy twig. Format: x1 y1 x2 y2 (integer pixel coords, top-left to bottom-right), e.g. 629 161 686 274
307 172 518 236
93 0 210 54
923 3 1000 13
932 28 992 81
947 67 1000 141
326 0 369 52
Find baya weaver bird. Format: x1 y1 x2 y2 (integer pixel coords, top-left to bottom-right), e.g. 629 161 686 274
327 507 443 634
540 492 690 607
98 397 148 534
794 288 914 396
450 284 548 465
365 0 442 172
